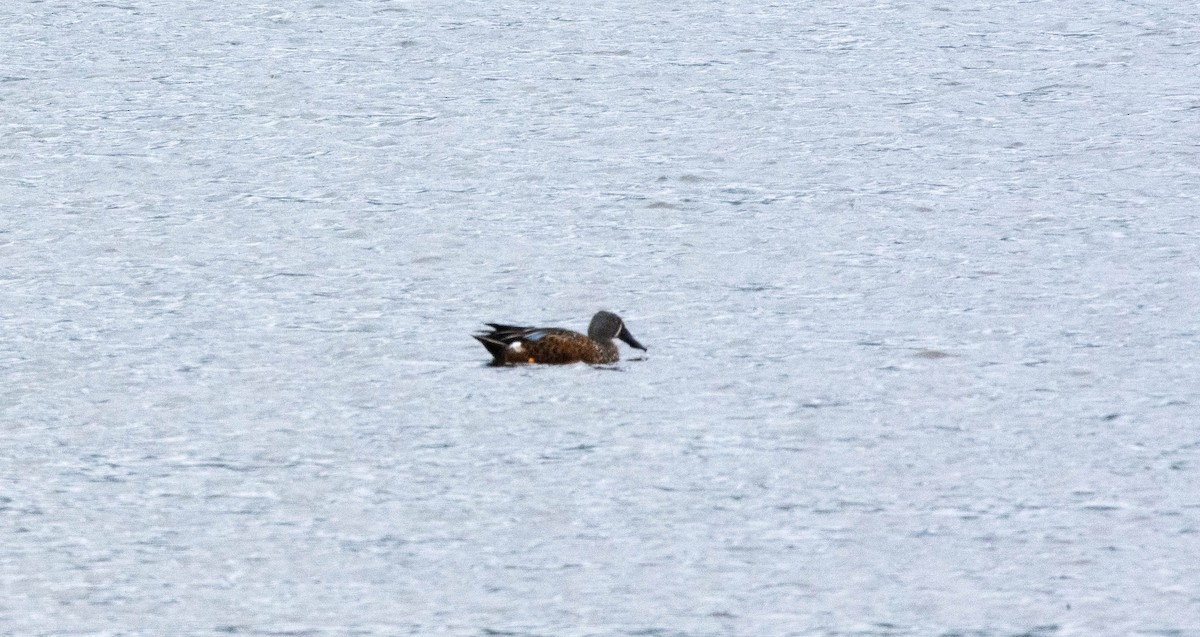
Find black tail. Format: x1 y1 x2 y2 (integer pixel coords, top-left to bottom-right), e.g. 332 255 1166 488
473 334 507 364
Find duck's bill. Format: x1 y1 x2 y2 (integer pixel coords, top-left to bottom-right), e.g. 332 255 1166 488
618 327 646 351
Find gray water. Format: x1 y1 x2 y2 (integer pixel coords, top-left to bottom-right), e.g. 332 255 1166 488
2 1 1199 635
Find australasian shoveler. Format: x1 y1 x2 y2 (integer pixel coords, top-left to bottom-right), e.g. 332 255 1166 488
473 311 646 365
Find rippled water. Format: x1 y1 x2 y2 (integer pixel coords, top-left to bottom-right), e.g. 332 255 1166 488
3 1 1199 635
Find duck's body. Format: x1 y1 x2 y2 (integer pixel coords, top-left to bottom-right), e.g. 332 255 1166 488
473 311 646 365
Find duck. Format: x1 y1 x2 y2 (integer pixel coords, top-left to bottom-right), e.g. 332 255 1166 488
473 311 646 365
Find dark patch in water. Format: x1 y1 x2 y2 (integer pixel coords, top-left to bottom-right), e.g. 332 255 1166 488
914 349 952 359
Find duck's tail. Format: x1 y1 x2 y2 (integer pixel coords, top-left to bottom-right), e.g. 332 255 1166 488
472 334 508 364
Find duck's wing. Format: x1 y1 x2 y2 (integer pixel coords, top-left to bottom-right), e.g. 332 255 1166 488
480 323 539 343
484 323 530 332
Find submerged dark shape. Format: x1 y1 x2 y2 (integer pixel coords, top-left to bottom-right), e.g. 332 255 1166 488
473 310 646 365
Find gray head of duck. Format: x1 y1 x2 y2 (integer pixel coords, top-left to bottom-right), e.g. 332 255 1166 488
588 311 646 351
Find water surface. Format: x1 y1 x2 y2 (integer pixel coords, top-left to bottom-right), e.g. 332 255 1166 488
2 1 1199 635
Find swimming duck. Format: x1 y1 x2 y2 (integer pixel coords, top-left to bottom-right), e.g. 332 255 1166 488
473 311 646 365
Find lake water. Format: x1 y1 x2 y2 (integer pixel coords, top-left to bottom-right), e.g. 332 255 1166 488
2 1 1199 635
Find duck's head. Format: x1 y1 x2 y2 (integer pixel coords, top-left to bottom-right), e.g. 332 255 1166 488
588 311 646 351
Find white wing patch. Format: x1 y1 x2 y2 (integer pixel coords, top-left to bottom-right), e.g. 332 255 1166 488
508 341 523 352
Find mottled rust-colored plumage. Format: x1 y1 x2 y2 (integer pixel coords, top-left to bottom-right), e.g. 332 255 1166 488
473 311 646 366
